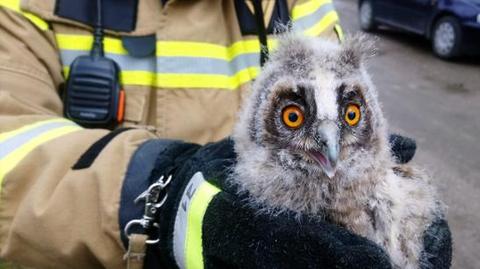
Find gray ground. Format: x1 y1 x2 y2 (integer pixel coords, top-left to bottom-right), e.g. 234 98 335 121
334 1 480 268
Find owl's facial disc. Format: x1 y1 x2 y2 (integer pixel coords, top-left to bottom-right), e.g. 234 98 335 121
266 82 343 179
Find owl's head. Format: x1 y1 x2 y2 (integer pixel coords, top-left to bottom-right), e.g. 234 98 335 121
234 34 390 183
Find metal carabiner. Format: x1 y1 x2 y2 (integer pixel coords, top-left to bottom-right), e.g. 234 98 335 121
124 219 161 245
124 219 144 239
124 174 173 245
134 175 172 204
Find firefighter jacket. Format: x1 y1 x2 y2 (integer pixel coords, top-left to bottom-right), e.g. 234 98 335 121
0 0 343 268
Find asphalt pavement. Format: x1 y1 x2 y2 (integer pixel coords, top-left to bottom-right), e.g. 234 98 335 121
333 1 480 268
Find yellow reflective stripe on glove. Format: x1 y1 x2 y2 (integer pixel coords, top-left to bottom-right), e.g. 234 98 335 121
173 172 221 269
0 0 49 30
0 118 81 192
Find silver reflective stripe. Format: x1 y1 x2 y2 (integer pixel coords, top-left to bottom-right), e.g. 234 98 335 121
173 172 207 269
0 121 77 160
60 51 260 75
292 2 335 31
156 54 259 75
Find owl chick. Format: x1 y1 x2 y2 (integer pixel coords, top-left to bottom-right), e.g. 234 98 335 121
231 33 444 269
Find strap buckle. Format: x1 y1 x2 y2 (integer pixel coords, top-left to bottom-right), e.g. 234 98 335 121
124 175 172 245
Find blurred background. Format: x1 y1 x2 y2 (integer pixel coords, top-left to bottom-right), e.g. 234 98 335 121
334 0 479 268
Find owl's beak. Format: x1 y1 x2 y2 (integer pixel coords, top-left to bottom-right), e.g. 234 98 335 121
308 122 339 178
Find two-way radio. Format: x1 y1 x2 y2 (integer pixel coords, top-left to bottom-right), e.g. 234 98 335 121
63 0 125 128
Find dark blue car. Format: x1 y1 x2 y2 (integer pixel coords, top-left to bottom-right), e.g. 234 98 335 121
358 0 480 59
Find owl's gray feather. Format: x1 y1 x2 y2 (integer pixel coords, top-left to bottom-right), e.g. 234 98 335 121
231 33 444 269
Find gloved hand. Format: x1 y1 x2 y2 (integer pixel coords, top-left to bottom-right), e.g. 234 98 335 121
119 135 451 269
389 134 417 164
420 218 452 268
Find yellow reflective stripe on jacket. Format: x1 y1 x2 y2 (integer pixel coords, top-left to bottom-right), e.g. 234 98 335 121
0 0 49 30
56 35 277 60
335 24 345 42
303 11 339 36
55 0 338 90
57 36 274 89
62 67 260 89
173 172 221 269
156 39 277 60
0 119 81 191
56 34 128 54
291 0 333 19
292 0 339 36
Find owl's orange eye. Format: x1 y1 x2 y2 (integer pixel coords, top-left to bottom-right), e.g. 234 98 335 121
282 105 304 129
345 104 361 126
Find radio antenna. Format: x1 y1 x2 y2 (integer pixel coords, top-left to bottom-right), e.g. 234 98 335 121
91 0 104 57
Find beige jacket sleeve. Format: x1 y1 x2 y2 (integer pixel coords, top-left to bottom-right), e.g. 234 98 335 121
0 7 155 269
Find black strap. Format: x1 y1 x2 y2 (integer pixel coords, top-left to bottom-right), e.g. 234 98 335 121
72 127 133 170
252 0 269 66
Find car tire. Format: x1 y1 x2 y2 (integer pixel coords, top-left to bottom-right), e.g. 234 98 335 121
359 0 376 32
431 16 463 59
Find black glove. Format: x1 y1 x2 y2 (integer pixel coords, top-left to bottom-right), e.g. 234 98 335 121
420 219 452 268
389 134 416 164
119 135 451 269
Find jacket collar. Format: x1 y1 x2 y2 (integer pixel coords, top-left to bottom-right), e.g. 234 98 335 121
22 0 161 36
